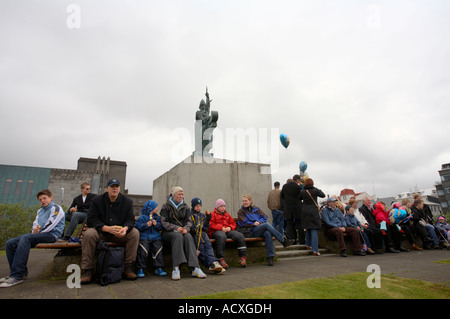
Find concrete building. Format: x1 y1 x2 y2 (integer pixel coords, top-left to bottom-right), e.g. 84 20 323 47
0 157 151 214
435 162 450 215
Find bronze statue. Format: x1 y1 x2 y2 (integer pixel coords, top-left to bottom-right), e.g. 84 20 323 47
194 87 218 157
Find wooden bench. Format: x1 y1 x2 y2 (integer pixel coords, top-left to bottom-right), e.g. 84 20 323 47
36 236 265 249
36 220 266 249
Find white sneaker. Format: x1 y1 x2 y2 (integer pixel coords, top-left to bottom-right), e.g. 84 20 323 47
209 261 224 273
0 276 10 283
0 277 23 288
172 267 180 280
192 267 207 278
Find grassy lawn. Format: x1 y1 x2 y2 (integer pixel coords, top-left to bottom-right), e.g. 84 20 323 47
190 272 450 299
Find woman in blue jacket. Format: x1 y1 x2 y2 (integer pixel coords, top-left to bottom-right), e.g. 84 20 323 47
237 194 294 266
135 200 167 277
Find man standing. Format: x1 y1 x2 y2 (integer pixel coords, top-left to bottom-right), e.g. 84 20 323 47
281 175 304 244
80 178 139 284
60 182 96 241
267 181 284 235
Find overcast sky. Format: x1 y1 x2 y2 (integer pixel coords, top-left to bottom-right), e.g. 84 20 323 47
1 1 449 199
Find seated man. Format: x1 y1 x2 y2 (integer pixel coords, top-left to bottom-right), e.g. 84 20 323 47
321 197 365 257
60 182 96 241
80 178 139 284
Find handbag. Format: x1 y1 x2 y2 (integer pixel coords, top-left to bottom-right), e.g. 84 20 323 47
306 190 320 210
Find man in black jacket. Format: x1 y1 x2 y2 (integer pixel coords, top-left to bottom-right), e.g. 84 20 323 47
281 175 304 244
81 178 139 284
60 182 96 241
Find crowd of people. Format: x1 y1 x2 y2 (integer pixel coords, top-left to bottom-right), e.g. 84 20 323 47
270 174 449 259
1 175 449 288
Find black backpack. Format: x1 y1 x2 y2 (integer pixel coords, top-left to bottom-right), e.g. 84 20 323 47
96 240 125 286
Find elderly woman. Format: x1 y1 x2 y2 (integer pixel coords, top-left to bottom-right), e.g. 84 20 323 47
237 194 294 266
160 186 206 280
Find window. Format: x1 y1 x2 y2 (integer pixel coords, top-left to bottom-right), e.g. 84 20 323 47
441 174 450 182
445 188 450 195
15 179 23 195
441 201 448 208
3 179 12 195
437 189 445 196
26 180 34 196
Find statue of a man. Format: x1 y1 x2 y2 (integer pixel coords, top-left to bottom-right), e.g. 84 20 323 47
194 88 218 157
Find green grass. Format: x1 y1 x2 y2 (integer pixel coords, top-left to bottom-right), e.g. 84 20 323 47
190 273 450 299
434 259 450 264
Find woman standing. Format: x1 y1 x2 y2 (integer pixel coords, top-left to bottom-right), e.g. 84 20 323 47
299 179 325 255
237 194 294 266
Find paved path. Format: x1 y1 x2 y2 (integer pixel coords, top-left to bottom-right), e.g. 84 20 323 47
0 249 449 299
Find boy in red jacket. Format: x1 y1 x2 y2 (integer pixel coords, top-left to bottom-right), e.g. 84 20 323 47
209 199 248 267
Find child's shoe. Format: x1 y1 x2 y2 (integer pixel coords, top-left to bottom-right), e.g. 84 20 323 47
155 267 167 276
137 269 145 278
238 256 247 267
209 261 224 273
192 267 207 278
172 267 180 280
218 258 229 268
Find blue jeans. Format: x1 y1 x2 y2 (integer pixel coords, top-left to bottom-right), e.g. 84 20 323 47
64 211 87 237
271 209 284 235
425 224 439 244
305 229 319 253
252 223 284 258
5 233 56 279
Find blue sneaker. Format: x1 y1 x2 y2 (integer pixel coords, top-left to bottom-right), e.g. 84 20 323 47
155 267 167 276
137 269 145 278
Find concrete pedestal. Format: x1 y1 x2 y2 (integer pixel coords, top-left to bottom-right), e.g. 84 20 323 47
152 155 272 219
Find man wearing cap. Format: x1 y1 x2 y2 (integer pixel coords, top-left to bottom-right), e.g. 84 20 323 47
322 197 365 257
80 178 139 284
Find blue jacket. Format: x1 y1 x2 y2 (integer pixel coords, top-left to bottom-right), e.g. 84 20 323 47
189 210 211 237
322 206 346 228
135 212 162 241
237 205 268 228
344 213 362 229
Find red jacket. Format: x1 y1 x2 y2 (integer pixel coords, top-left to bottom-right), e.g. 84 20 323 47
208 208 237 237
373 202 390 225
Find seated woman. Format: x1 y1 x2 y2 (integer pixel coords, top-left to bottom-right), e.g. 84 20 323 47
160 186 206 280
236 194 294 266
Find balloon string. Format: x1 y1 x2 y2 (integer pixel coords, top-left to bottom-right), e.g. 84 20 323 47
287 149 292 176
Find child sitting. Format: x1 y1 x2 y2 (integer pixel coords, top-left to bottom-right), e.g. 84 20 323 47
135 200 167 278
1 189 65 288
435 216 450 242
189 198 224 274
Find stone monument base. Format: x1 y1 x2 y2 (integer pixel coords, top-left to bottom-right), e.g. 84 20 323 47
152 155 272 219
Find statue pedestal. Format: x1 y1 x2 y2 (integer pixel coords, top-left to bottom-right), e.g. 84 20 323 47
152 155 272 219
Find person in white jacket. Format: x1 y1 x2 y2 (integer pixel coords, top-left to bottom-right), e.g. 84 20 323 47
1 189 65 288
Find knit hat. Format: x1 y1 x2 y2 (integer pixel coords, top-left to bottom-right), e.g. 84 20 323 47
141 200 158 215
171 186 183 197
191 197 202 208
215 199 226 209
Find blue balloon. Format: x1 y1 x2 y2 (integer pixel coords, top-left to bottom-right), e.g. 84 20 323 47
299 161 308 172
280 134 290 149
